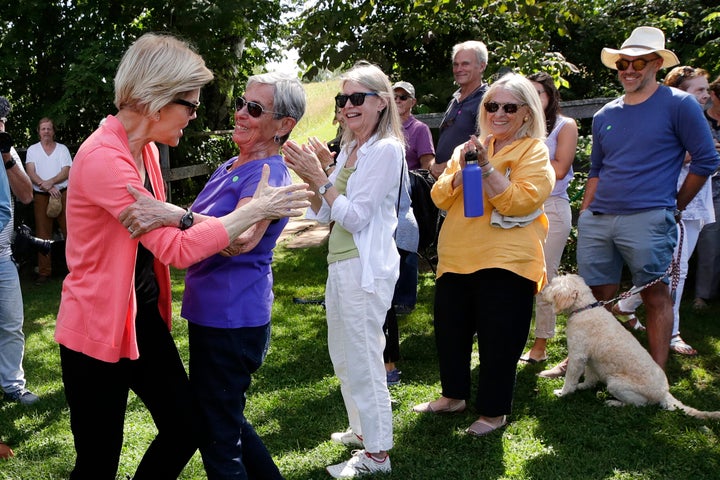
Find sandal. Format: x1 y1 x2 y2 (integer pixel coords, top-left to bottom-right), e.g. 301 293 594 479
412 398 466 414
519 351 548 364
670 335 697 356
466 416 507 437
611 304 646 332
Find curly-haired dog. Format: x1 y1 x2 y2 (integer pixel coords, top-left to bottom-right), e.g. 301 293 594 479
542 274 720 419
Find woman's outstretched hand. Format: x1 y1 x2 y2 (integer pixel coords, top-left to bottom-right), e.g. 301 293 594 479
252 163 312 219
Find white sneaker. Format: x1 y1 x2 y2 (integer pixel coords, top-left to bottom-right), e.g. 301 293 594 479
326 450 391 478
330 429 364 448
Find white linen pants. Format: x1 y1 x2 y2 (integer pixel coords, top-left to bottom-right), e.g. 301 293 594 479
325 257 394 453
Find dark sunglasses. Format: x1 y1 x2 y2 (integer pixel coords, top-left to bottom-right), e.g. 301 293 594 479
172 98 200 116
394 94 411 101
615 57 657 71
235 97 284 118
483 102 526 114
335 92 379 108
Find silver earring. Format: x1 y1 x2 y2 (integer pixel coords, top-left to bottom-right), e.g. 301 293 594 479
273 134 281 144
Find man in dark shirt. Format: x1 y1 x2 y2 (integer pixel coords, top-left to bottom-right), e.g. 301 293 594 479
431 40 489 179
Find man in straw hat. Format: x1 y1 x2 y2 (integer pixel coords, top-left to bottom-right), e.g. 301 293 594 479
540 26 720 377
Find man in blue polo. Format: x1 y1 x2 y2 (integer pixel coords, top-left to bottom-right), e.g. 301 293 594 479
541 27 719 378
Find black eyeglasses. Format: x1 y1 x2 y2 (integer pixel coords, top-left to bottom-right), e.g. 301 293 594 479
235 97 284 118
394 94 411 101
483 102 527 114
172 99 200 116
335 92 379 108
615 57 657 71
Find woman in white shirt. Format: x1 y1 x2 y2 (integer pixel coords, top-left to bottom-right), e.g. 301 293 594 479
284 61 404 479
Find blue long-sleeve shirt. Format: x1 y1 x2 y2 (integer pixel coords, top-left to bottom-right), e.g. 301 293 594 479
589 85 719 214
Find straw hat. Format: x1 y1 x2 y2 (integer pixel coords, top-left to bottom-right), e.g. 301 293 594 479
601 26 679 70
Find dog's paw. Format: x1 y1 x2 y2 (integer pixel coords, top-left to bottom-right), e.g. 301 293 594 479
553 388 565 397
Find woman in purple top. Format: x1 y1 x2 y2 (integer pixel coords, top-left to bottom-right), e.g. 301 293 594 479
125 72 306 479
185 73 305 479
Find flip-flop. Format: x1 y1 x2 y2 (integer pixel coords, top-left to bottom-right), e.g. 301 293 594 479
466 416 507 437
519 352 548 364
670 336 698 356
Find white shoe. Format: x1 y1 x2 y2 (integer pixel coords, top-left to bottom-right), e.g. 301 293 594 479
330 429 364 448
326 450 391 478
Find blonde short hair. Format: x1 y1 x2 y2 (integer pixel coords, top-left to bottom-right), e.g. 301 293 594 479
478 73 546 142
114 33 214 115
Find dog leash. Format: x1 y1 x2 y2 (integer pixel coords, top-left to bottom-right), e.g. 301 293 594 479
570 220 684 315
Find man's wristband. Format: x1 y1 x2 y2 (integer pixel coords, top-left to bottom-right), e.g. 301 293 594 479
4 158 16 170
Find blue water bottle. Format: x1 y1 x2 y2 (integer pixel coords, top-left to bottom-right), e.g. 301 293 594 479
463 150 484 217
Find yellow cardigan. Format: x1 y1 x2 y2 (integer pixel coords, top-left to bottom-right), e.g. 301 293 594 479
431 136 555 293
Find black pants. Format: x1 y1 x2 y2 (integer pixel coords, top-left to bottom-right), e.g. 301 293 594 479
382 307 399 364
189 322 283 480
60 304 197 480
434 268 534 416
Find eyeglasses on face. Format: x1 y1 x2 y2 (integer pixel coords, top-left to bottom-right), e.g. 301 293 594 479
483 101 527 114
235 97 284 118
615 57 657 71
394 94 411 101
172 98 200 116
335 92 379 108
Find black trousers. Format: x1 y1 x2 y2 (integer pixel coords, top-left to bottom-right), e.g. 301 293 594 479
60 304 197 480
434 268 534 416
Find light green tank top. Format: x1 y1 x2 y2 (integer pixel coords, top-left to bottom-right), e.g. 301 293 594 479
327 166 359 264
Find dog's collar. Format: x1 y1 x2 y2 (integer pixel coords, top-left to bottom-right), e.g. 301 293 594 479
570 300 606 315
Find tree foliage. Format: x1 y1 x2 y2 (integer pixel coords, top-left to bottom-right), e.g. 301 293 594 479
0 0 288 148
292 0 720 111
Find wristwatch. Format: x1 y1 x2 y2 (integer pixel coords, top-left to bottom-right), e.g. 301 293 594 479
179 209 194 230
4 158 16 170
319 181 333 196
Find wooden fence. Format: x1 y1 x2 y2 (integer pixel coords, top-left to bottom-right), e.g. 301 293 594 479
160 97 613 201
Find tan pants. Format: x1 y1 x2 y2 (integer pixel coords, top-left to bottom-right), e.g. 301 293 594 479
33 191 67 277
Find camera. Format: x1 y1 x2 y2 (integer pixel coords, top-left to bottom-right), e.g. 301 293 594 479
13 223 53 257
0 131 12 154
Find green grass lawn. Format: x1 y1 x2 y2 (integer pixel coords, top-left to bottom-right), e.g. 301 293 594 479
2 241 720 479
3 79 720 478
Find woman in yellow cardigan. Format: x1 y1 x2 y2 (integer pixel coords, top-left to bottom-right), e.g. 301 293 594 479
413 73 554 436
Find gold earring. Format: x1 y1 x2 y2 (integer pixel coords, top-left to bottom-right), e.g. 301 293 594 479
524 116 529 122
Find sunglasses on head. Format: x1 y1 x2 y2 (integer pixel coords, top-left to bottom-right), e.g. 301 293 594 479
615 57 657 71
394 94 411 101
235 97 284 118
172 98 200 116
483 102 526 114
335 92 379 108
